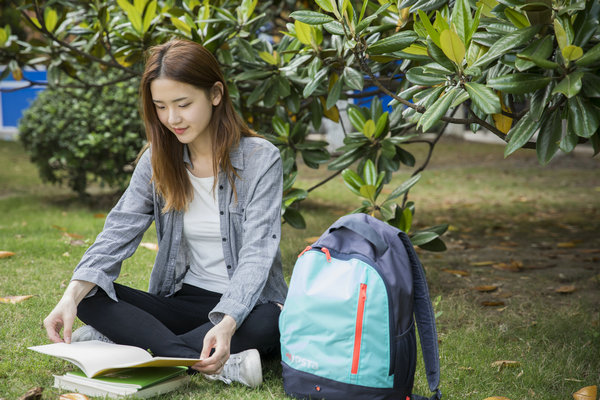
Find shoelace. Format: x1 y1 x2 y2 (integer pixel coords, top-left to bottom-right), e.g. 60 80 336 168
206 354 243 384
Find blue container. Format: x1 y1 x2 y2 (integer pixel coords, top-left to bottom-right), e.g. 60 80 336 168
0 69 47 130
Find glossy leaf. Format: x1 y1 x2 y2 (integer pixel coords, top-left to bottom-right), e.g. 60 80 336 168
439 29 465 65
562 44 583 61
451 0 472 44
576 41 600 66
418 9 441 48
374 112 389 139
568 97 600 138
418 237 447 251
326 76 343 110
553 18 568 50
347 105 367 131
362 159 377 186
405 66 447 86
368 31 418 54
342 169 365 196
283 207 306 229
410 231 439 246
290 10 335 25
536 111 562 165
552 71 584 98
464 82 501 114
294 20 313 45
504 8 529 28
515 35 554 71
471 25 539 68
504 112 540 157
363 119 376 139
427 40 456 72
44 7 59 33
315 0 335 12
343 67 364 91
386 174 421 202
418 88 459 132
488 74 552 94
142 0 157 33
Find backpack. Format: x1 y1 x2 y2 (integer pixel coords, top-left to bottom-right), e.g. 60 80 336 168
279 213 442 400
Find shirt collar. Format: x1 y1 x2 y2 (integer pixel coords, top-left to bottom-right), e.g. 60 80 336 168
182 142 244 170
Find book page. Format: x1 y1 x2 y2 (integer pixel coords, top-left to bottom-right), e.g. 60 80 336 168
29 341 199 377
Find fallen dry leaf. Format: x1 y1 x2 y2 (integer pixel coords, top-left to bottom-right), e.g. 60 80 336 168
491 360 521 370
555 285 576 294
93 213 106 219
557 241 581 248
573 385 597 400
0 251 15 259
0 295 34 304
482 301 505 307
474 285 498 292
442 268 469 277
140 242 159 251
51 225 67 231
17 386 42 400
580 249 600 254
63 232 84 239
471 261 495 266
59 394 89 400
492 261 523 272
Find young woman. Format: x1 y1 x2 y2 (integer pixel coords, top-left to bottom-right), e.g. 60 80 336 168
42 39 288 387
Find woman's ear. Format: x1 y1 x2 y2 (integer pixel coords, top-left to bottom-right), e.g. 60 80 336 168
211 82 224 106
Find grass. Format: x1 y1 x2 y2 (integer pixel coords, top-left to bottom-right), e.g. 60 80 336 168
1 137 599 399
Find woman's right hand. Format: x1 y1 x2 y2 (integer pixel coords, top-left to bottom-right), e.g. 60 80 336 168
43 296 78 343
43 280 95 343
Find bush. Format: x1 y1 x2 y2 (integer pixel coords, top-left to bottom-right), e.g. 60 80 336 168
19 72 144 196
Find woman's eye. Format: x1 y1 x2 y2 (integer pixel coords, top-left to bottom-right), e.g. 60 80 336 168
155 105 166 110
179 103 190 108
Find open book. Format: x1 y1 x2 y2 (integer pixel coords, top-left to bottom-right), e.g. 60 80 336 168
29 340 200 378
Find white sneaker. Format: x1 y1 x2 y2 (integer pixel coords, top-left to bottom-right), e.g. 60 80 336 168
204 349 262 388
71 325 114 343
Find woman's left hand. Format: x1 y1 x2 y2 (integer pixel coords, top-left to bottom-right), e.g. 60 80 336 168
191 315 237 374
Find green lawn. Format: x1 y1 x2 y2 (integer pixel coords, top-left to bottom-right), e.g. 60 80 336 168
1 138 598 399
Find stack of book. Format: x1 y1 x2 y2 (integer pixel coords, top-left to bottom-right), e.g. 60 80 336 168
29 340 200 398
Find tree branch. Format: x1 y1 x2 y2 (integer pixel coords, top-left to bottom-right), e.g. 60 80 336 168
307 170 343 193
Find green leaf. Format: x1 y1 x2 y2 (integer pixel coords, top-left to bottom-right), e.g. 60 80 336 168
410 231 439 246
290 10 335 25
418 10 441 48
359 184 377 202
427 39 456 72
516 54 560 69
418 88 458 132
451 0 472 44
326 76 343 110
234 70 273 81
363 119 376 139
374 112 388 139
118 0 143 33
591 132 600 156
487 73 553 95
405 66 447 86
464 82 501 114
559 131 578 153
171 16 191 37
362 159 377 186
142 0 157 33
328 147 362 170
342 169 365 196
294 20 313 45
386 174 421 202
504 112 540 157
567 97 600 138
259 51 278 65
418 237 447 251
368 31 418 54
552 71 584 98
347 105 367 131
397 207 413 233
44 7 58 33
323 21 345 35
582 73 600 98
561 45 583 62
272 116 289 137
536 112 562 165
439 29 465 65
515 35 554 71
576 41 600 67
553 18 568 51
316 0 334 12
504 8 529 28
471 25 540 69
343 67 364 91
529 85 553 121
283 207 306 229
303 68 328 97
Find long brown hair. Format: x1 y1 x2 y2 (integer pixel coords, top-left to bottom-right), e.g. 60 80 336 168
139 39 257 212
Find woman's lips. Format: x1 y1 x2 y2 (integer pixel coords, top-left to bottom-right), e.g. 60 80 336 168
173 127 187 135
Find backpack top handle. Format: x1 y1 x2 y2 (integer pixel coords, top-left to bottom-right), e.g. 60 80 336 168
328 216 389 255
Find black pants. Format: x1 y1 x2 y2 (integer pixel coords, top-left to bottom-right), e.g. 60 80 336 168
77 283 281 359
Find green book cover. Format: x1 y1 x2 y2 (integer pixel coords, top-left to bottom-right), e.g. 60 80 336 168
66 366 187 389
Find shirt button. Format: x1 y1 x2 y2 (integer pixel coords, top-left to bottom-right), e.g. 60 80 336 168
272 234 277 239
222 237 227 242
220 211 224 215
227 265 232 269
219 185 224 190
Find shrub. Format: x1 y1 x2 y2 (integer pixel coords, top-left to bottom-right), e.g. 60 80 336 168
18 72 144 196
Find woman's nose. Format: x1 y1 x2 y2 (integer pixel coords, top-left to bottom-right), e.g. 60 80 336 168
168 109 182 125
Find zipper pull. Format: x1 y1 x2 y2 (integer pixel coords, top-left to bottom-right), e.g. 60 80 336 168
321 247 331 262
298 246 312 258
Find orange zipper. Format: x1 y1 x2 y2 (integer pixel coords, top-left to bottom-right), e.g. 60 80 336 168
351 283 367 375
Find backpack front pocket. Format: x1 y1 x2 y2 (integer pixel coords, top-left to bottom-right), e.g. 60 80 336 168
351 283 368 375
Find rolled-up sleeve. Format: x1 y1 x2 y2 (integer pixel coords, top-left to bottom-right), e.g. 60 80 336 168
71 150 155 301
210 142 283 326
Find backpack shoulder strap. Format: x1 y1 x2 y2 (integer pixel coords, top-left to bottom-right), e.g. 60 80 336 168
399 232 442 400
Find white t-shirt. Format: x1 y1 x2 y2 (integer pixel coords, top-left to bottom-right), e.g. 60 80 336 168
182 171 229 293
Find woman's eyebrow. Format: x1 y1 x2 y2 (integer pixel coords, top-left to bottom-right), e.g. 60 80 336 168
152 97 189 103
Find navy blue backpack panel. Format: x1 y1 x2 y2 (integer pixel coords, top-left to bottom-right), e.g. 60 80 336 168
280 214 441 400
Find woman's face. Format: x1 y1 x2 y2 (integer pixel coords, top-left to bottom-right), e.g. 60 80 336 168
150 78 222 145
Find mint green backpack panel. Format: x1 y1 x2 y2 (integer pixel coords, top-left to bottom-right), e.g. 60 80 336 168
280 250 393 388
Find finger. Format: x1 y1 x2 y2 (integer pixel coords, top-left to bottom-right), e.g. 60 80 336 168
199 335 215 361
44 319 64 343
62 314 75 344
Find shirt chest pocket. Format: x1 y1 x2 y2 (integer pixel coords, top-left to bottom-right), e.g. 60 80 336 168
228 199 246 234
